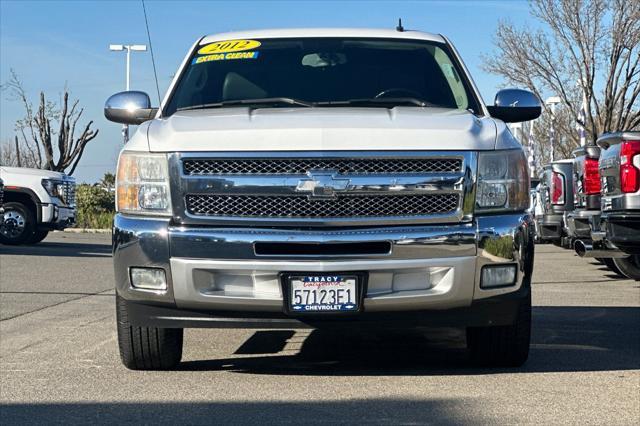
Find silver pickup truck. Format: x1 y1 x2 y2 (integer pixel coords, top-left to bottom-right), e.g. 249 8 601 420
576 131 640 279
536 159 574 245
104 28 540 370
567 144 602 241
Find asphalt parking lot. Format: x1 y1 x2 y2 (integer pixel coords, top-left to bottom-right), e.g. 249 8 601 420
1 233 639 425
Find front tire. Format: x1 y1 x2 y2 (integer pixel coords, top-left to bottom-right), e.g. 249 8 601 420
116 295 183 370
26 229 49 244
613 256 640 281
466 291 531 367
0 202 35 245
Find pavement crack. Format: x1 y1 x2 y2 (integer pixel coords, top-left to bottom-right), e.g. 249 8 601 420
533 279 632 284
0 289 114 322
0 291 114 296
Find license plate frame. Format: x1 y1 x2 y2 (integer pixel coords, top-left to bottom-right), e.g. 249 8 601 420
280 272 367 316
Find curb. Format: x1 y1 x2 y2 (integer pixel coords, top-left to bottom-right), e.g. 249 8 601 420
59 228 112 234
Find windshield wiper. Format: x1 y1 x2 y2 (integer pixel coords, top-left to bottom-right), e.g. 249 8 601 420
316 97 440 108
177 97 313 112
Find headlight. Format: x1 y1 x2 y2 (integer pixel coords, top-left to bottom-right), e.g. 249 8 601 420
476 150 529 212
116 152 171 215
42 179 63 198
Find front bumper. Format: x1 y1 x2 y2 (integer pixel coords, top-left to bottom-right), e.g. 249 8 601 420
113 213 534 328
40 204 76 230
123 285 530 329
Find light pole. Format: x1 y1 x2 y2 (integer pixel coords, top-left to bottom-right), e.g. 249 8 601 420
576 79 588 147
545 96 561 162
109 44 147 142
527 121 537 179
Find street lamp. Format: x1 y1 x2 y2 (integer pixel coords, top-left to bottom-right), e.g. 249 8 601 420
576 79 588 147
109 44 147 142
109 44 147 90
545 96 561 162
528 121 537 179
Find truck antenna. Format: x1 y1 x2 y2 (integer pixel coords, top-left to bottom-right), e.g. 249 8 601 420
142 0 162 118
396 18 404 32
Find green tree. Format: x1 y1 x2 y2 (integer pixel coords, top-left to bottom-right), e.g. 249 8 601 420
75 184 115 229
98 172 116 192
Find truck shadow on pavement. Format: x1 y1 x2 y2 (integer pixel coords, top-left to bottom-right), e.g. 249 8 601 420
586 260 632 280
0 398 487 425
0 241 111 258
179 306 640 375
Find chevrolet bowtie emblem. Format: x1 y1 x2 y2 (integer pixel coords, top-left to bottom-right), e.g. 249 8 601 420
296 171 350 198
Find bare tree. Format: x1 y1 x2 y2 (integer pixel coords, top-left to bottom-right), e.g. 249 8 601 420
1 70 99 174
483 0 640 150
0 137 41 168
528 108 580 165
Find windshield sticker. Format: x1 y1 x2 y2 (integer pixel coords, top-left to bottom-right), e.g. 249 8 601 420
197 39 261 55
192 51 260 65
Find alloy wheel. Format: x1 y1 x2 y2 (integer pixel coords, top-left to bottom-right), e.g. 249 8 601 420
1 210 27 239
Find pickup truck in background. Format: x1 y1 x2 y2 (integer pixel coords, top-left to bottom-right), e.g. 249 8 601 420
105 28 540 370
0 167 76 245
577 131 640 279
567 145 601 240
536 159 574 245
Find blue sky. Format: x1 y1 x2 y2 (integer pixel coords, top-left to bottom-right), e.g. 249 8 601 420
0 0 531 183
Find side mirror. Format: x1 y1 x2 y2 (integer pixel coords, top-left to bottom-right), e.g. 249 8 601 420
486 89 542 123
104 91 158 125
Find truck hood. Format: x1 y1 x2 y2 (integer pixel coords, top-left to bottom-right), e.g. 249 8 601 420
146 107 498 152
0 166 68 180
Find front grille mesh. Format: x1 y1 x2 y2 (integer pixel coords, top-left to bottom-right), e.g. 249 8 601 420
61 182 76 207
186 193 459 218
183 158 462 175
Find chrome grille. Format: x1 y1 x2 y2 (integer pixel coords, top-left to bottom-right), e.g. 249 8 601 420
183 158 462 175
61 181 76 207
186 193 459 218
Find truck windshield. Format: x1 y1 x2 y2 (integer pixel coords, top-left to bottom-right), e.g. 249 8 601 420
164 37 480 115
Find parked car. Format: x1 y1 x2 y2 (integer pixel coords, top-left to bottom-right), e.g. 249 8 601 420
529 177 543 241
0 167 76 245
536 159 575 245
105 28 540 370
529 177 541 214
576 131 640 279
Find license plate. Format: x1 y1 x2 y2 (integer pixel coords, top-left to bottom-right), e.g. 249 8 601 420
288 275 359 313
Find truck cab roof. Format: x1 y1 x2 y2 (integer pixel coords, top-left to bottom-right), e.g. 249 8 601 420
200 28 446 45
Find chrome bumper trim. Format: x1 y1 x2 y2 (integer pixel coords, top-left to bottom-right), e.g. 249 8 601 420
169 223 477 260
113 212 533 312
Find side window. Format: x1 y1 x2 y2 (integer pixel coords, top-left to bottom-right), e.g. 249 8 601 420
432 47 469 110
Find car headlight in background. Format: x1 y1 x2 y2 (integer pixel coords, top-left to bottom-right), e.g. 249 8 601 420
476 150 529 212
116 152 171 215
41 179 63 198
